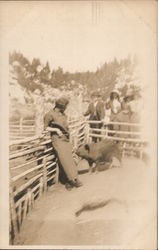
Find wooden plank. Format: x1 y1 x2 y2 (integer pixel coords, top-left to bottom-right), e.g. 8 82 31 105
10 155 45 170
40 139 52 145
89 128 142 135
9 146 45 160
43 157 47 192
32 183 41 193
12 164 43 182
27 188 32 212
89 133 146 143
9 125 35 128
44 147 53 153
23 196 28 220
15 194 27 208
14 173 43 196
9 174 18 238
47 168 56 176
46 154 56 162
46 161 56 170
77 131 85 138
39 177 43 197
9 135 40 146
78 135 85 141
47 173 56 182
18 202 22 227
87 120 142 127
69 121 85 129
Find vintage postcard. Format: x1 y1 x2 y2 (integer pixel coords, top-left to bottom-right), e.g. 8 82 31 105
0 0 157 249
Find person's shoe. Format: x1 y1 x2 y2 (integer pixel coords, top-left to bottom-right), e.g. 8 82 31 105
65 182 73 191
73 179 83 188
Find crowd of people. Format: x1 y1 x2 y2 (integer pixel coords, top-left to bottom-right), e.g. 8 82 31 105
84 88 142 141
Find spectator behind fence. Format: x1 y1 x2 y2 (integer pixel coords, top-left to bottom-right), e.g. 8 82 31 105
113 95 131 138
84 92 105 142
128 90 142 138
105 89 122 135
44 97 82 190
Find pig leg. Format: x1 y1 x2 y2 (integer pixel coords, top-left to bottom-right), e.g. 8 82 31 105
111 157 121 168
92 162 97 173
88 162 96 174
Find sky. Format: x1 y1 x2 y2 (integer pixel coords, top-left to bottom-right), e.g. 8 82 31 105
0 0 157 72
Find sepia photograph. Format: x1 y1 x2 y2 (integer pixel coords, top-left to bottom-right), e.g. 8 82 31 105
0 0 157 249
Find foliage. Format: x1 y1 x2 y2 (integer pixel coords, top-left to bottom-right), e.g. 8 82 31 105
9 51 140 99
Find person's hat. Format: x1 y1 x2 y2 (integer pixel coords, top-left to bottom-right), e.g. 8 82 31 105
91 91 101 98
111 89 120 96
55 97 69 108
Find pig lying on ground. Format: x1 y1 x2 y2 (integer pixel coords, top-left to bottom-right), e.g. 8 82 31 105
76 139 122 173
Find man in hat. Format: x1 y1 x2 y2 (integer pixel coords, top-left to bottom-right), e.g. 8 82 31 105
44 97 82 190
84 92 105 142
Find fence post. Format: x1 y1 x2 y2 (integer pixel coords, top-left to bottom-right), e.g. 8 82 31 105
9 175 18 240
18 203 22 228
39 177 44 197
27 188 32 211
43 157 47 192
105 124 108 138
55 162 59 185
85 122 90 143
23 195 28 221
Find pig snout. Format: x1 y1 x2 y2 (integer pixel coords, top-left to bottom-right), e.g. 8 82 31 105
76 144 90 158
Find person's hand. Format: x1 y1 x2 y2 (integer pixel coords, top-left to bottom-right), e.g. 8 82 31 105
57 129 63 137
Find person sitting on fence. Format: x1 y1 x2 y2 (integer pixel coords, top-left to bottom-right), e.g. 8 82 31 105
44 97 83 190
84 92 105 143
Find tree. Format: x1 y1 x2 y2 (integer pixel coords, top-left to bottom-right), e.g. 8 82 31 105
40 61 51 84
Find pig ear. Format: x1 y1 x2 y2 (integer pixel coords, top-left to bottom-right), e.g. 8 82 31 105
84 144 90 152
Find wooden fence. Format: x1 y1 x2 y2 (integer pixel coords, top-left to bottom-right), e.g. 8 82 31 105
9 119 35 140
9 133 58 244
68 118 145 158
86 120 145 158
9 117 146 243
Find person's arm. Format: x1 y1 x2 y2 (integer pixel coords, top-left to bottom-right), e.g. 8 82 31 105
44 111 62 137
46 126 62 137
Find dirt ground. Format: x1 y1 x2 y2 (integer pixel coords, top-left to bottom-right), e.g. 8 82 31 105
14 157 157 249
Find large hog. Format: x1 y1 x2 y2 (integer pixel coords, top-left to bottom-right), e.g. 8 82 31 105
76 139 122 171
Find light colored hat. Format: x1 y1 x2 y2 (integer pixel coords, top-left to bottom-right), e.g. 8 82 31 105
111 89 120 96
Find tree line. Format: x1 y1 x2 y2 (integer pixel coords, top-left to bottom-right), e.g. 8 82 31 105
9 51 140 99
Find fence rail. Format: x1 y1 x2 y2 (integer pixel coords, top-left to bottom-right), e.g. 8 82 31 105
9 117 146 243
9 119 36 140
9 133 58 243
